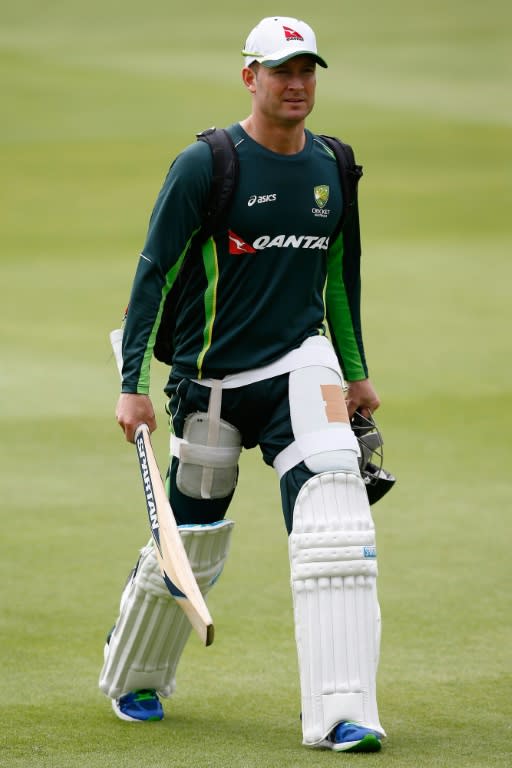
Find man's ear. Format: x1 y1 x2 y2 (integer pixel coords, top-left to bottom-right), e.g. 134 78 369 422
241 66 257 93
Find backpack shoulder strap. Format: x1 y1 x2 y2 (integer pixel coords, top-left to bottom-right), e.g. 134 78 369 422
196 127 239 239
318 134 363 233
153 128 238 365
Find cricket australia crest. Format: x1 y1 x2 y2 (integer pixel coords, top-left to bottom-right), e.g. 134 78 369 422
312 185 330 218
314 185 330 209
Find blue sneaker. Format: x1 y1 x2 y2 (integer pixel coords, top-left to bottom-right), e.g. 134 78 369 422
112 689 164 722
324 721 382 752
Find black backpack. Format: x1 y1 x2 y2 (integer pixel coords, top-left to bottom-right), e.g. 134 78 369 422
153 127 363 365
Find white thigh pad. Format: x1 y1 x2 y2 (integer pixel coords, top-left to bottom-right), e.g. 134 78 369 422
99 520 234 699
289 472 385 745
274 365 359 478
172 413 242 500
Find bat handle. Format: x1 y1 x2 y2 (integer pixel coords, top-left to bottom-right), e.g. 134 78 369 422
134 422 150 440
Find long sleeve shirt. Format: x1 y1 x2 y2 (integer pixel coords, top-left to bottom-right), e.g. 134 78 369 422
121 122 368 394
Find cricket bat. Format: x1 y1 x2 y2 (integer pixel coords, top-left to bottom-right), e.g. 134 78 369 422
110 329 214 646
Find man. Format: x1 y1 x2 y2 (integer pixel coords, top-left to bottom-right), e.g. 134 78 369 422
100 16 386 753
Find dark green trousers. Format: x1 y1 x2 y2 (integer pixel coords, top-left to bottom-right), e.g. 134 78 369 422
166 372 314 534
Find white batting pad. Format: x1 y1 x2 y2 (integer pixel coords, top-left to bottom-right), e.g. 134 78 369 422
99 519 234 699
289 472 385 745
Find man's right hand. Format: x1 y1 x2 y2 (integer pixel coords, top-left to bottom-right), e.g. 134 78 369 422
115 393 157 443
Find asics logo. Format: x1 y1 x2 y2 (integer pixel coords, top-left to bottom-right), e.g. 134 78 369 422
248 193 277 207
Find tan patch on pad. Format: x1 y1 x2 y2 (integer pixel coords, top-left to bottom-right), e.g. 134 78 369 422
320 384 349 423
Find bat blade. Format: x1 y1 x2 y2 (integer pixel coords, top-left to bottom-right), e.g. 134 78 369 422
134 423 214 646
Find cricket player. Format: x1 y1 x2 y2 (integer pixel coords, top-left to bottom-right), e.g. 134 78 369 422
100 16 386 753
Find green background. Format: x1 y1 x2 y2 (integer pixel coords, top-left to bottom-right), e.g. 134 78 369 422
1 1 511 766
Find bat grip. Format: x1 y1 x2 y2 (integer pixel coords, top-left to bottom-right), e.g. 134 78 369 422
134 422 150 441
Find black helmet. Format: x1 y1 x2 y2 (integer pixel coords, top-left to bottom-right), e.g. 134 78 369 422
351 410 396 505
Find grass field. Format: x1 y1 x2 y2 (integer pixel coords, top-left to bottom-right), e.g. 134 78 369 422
1 1 511 766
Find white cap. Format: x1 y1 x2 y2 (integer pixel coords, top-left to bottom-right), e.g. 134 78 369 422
242 17 328 69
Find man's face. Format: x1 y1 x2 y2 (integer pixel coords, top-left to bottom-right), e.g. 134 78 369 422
248 55 317 125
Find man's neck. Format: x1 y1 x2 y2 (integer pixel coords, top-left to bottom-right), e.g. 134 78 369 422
240 116 306 155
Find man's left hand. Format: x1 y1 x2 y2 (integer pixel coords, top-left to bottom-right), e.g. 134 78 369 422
345 378 380 419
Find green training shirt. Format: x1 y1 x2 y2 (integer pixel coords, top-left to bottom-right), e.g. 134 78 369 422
121 122 368 393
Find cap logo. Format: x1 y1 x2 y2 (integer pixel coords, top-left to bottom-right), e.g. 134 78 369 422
283 25 304 42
